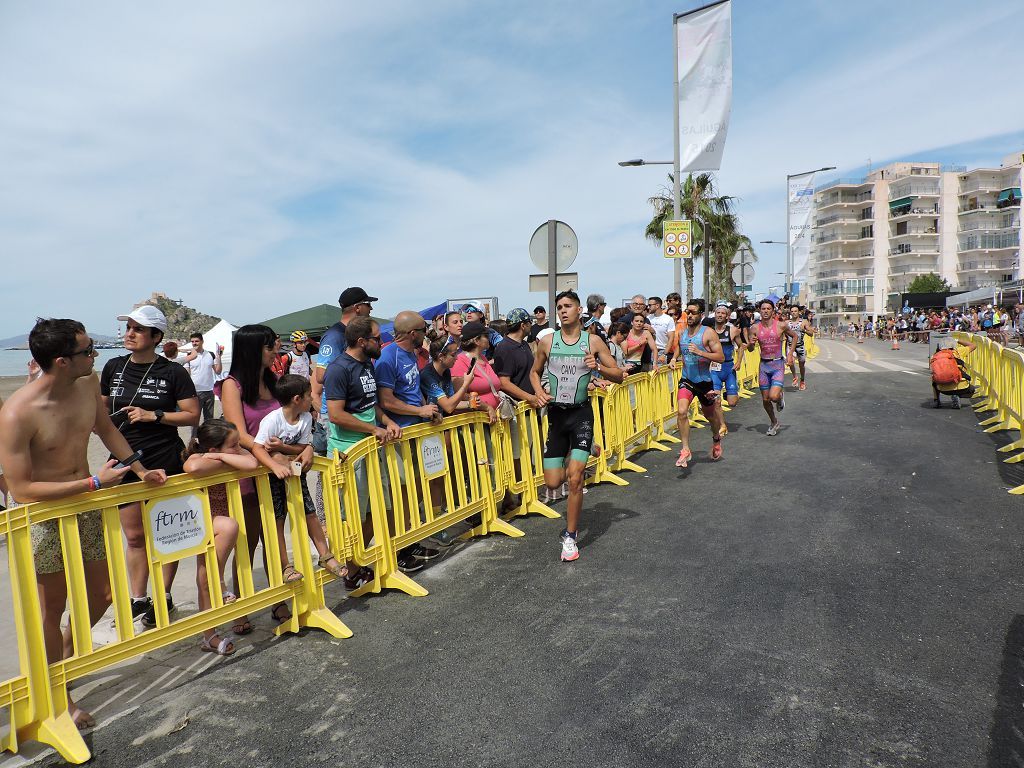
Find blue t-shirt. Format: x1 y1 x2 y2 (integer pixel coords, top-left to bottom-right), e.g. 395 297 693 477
315 321 346 415
420 364 454 407
375 343 424 427
323 352 378 453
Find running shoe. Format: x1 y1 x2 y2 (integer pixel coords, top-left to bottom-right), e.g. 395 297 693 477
560 531 579 562
343 566 374 590
710 440 723 461
799 381 806 391
141 594 176 628
766 422 780 436
777 392 785 411
397 554 425 573
131 596 152 623
408 543 440 560
430 530 459 547
675 448 692 468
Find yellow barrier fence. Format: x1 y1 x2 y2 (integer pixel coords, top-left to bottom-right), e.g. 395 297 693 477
3 357 779 762
952 332 1024 493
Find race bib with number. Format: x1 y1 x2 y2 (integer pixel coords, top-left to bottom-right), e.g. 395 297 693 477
552 356 587 404
709 361 722 372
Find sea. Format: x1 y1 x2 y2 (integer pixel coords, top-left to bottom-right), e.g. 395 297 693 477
0 348 127 378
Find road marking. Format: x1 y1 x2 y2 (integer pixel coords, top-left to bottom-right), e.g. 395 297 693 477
871 360 913 372
834 361 872 372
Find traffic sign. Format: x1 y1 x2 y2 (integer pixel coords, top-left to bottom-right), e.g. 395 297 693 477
663 220 692 259
529 221 578 273
732 263 755 285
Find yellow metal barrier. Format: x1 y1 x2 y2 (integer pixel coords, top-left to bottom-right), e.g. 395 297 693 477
2 357 785 762
952 332 1024 493
0 464 348 763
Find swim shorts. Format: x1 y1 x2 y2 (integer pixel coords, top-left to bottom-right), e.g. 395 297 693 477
758 359 786 391
10 499 107 575
543 402 594 469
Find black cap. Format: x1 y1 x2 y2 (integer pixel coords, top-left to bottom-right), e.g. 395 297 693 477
533 305 546 314
461 320 487 341
339 287 378 308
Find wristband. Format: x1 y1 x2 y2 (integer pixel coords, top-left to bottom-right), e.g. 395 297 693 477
90 475 102 491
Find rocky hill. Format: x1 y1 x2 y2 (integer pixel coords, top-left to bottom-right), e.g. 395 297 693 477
134 292 220 340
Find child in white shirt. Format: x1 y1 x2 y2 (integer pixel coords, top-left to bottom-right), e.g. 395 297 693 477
253 375 347 588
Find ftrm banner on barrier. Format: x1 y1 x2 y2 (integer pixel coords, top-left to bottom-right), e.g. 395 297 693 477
675 0 732 173
789 172 817 286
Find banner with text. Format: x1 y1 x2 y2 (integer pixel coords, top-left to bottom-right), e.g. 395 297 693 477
789 172 818 288
676 0 732 172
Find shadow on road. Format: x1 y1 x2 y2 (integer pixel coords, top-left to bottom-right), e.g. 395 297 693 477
579 501 639 551
986 614 1024 767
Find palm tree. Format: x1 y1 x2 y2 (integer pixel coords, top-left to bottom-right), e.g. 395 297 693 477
645 173 736 301
713 231 758 302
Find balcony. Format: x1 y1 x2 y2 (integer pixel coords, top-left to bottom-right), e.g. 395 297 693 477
888 205 940 221
814 213 860 227
960 218 1019 232
815 268 874 279
888 264 939 276
959 204 1001 215
959 232 1019 251
815 178 870 193
817 190 873 208
813 250 873 265
957 260 1016 272
889 226 939 237
959 180 1004 194
889 183 940 200
814 232 870 244
889 245 940 256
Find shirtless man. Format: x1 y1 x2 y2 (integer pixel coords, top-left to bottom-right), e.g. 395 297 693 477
786 305 815 391
747 300 799 436
0 319 167 728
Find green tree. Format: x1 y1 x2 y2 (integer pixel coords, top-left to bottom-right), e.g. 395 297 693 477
645 173 737 301
714 231 758 302
906 273 951 293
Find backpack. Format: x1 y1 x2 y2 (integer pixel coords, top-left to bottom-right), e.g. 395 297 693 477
930 349 961 385
270 352 292 377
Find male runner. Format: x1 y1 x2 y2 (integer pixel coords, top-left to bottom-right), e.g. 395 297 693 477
787 305 815 390
703 300 741 436
747 299 798 436
675 300 726 467
530 290 623 562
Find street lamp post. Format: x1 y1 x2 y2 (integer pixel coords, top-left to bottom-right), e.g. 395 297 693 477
618 159 683 297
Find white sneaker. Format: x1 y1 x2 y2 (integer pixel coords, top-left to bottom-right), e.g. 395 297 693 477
560 532 579 562
766 422 780 436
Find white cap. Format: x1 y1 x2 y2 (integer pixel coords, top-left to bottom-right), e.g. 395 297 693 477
537 327 556 341
118 305 168 333
730 311 737 320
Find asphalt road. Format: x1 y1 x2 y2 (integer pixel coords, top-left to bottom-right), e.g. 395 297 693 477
20 338 1024 767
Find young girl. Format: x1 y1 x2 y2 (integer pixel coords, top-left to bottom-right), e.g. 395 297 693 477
182 419 257 655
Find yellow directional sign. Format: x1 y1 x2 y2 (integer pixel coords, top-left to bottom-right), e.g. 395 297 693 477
663 220 692 259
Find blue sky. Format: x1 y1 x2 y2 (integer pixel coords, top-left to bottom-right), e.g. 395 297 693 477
1 0 1022 338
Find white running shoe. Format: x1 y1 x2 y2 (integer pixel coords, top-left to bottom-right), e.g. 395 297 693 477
766 422 780 436
542 486 563 503
560 531 579 562
777 392 785 411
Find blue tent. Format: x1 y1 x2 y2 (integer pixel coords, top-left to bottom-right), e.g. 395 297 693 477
378 301 449 343
765 293 781 304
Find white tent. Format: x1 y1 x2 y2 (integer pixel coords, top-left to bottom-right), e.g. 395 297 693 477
183 319 237 379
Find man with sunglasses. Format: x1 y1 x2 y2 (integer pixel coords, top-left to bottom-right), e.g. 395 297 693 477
0 318 168 729
675 300 726 468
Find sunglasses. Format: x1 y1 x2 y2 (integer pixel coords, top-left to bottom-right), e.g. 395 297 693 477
65 340 96 358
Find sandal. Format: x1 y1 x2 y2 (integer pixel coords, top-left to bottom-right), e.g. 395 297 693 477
222 591 237 605
231 617 254 635
200 633 236 656
271 602 292 624
319 553 348 579
282 564 304 584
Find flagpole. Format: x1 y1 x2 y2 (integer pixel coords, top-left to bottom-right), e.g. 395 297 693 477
672 13 682 299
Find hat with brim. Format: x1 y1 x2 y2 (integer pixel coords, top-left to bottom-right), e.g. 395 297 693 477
339 287 378 308
118 305 168 333
461 320 487 341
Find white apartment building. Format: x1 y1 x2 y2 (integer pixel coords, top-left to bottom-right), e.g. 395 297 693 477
807 152 1022 321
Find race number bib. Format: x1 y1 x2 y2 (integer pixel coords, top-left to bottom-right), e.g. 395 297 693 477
709 361 722 372
552 356 587 404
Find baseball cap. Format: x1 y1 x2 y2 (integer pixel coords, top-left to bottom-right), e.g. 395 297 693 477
338 287 378 308
118 305 168 333
533 305 546 314
461 320 487 341
715 300 731 309
506 307 530 326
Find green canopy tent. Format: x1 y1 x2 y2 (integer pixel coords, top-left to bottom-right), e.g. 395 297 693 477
258 304 389 339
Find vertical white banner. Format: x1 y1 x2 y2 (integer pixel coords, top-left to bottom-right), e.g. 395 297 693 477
789 172 817 288
676 0 732 173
